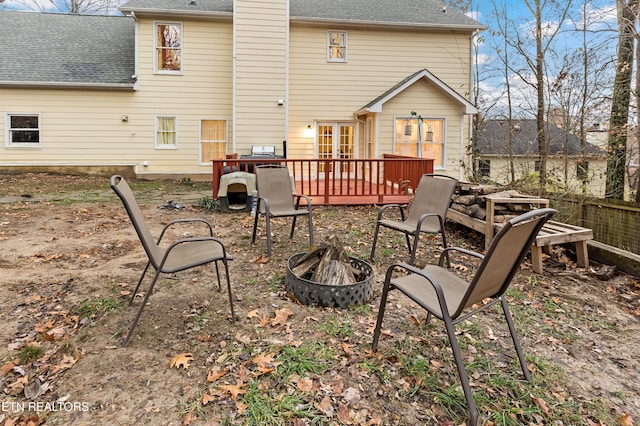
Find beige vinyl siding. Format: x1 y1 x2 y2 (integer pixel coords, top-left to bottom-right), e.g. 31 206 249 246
288 24 472 166
234 0 288 153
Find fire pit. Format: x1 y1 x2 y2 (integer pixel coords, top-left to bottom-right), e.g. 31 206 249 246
285 252 374 308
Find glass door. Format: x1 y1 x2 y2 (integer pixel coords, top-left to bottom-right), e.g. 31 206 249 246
317 122 355 175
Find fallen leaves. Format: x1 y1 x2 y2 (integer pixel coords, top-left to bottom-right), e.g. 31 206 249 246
170 353 194 369
270 307 293 327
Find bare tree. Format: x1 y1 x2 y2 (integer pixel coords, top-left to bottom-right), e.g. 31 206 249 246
8 0 121 14
607 0 639 199
549 1 615 194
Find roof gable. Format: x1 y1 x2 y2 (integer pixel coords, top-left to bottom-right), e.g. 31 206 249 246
357 69 478 115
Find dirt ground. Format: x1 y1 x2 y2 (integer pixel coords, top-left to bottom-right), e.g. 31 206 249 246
0 173 639 426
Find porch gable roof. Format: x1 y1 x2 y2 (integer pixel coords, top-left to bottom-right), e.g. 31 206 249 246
356 69 478 115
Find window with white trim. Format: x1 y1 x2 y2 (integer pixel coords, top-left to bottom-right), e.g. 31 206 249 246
200 119 227 163
155 116 177 148
327 31 347 62
155 22 182 73
5 114 40 148
394 116 445 168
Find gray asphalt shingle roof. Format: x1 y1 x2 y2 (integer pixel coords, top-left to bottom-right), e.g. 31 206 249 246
120 0 483 29
477 120 606 157
0 11 135 88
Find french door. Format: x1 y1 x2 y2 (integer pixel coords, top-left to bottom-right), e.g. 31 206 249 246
316 122 355 175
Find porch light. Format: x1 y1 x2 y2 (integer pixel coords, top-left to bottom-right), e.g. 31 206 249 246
304 124 315 138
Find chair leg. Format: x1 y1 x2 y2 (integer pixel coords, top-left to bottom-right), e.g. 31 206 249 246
251 206 260 244
214 261 222 291
307 211 314 247
408 232 420 265
222 258 235 322
370 222 381 261
443 315 479 425
500 297 531 380
372 276 393 352
290 215 297 239
130 262 151 306
265 214 272 257
123 268 162 346
440 219 451 267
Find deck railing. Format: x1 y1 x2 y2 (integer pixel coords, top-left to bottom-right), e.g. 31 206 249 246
212 156 434 205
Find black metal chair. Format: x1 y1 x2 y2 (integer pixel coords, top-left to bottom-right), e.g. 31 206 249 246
372 208 556 424
110 175 235 346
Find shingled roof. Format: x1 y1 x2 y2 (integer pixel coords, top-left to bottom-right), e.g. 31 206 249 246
0 11 135 89
477 119 606 157
120 0 484 30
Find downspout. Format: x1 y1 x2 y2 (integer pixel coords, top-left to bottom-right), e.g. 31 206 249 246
131 11 139 92
232 0 238 154
284 1 290 152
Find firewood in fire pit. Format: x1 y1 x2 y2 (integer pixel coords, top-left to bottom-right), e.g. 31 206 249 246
290 235 361 285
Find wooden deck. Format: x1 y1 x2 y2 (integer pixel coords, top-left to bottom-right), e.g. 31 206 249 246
212 156 434 205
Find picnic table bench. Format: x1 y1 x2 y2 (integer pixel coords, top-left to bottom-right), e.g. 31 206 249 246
447 195 593 273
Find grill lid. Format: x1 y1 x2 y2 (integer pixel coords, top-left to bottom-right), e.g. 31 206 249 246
251 146 276 156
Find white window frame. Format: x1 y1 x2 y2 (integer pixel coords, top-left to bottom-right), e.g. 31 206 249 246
199 119 228 165
394 116 446 169
327 30 347 63
5 113 41 148
155 116 178 149
154 21 183 74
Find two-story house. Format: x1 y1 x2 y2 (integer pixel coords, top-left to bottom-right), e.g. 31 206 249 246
0 0 483 180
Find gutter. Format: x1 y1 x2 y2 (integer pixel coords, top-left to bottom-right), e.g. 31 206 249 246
119 8 233 21
0 82 136 91
290 17 486 32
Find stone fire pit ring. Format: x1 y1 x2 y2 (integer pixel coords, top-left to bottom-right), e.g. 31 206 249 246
285 252 374 308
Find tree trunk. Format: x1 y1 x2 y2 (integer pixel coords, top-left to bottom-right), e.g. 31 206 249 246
607 0 638 199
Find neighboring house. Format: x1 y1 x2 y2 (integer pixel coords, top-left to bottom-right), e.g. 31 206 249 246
476 119 608 197
0 0 483 179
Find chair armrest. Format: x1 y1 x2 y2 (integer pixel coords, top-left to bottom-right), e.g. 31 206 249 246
438 246 484 267
294 194 312 210
376 204 407 221
157 218 214 243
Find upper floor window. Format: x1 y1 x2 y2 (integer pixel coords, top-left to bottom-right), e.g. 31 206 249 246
327 31 347 62
155 22 182 73
200 119 228 164
156 116 177 148
5 114 40 148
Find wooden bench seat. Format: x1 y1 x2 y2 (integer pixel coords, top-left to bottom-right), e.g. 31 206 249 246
447 208 593 273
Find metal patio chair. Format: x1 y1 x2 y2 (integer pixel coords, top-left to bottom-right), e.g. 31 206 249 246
372 208 556 424
110 175 235 346
370 173 457 265
251 165 314 257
